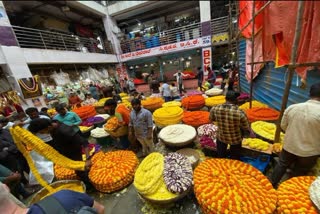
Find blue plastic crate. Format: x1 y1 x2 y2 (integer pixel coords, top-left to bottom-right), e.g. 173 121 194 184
240 155 271 173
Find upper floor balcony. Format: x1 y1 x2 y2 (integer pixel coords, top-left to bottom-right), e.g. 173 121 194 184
12 26 114 55
120 16 229 54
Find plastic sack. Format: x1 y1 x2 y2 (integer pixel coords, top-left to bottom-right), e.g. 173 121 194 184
309 176 320 211
28 151 54 185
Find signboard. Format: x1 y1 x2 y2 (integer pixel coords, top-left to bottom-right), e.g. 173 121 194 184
120 36 211 61
202 47 212 76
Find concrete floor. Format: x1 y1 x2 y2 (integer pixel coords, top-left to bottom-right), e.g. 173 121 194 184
90 184 201 214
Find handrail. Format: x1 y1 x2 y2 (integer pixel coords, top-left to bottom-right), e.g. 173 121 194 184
12 25 113 54
120 16 229 54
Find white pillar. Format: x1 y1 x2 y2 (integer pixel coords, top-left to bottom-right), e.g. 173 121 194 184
0 46 46 109
102 14 122 56
199 1 211 22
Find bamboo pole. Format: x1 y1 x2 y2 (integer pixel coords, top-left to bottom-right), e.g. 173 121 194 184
274 1 305 143
235 1 272 40
249 0 256 109
235 1 241 91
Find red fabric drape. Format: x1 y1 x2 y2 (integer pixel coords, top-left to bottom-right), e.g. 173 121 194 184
241 1 320 80
238 1 265 39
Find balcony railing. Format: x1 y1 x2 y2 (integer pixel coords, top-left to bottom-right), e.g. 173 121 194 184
12 26 111 54
211 16 228 35
120 16 229 54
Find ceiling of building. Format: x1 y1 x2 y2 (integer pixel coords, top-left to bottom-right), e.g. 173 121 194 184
3 1 103 28
114 1 200 28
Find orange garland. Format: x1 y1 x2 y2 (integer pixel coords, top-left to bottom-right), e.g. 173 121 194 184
182 111 210 127
246 107 280 122
142 97 164 111
277 176 317 213
194 159 277 214
54 165 79 180
89 150 139 193
104 117 119 131
72 106 96 120
181 95 205 110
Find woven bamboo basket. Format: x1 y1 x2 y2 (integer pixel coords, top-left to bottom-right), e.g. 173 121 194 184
28 180 86 205
176 148 200 169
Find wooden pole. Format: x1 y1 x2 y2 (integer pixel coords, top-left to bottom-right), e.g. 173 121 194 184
274 1 305 143
235 1 241 91
235 1 272 40
249 0 255 109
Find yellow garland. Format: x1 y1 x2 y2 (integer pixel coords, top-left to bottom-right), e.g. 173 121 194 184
153 106 183 127
134 152 164 195
162 101 181 108
239 100 268 111
11 127 54 192
119 93 128 97
242 138 270 151
10 126 85 171
205 96 226 107
251 121 285 143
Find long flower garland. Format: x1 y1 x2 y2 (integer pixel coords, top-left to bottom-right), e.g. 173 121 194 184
18 76 39 93
10 126 86 192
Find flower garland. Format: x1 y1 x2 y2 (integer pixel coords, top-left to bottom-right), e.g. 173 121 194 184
239 100 268 111
277 176 317 213
182 111 210 127
153 106 183 127
18 76 39 93
251 121 285 143
246 107 280 122
89 150 139 193
194 159 277 214
205 95 226 107
181 95 205 110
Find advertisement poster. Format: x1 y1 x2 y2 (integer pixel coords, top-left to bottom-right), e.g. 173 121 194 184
18 76 43 99
202 47 212 76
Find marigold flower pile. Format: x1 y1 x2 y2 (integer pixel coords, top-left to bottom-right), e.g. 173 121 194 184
181 95 205 110
239 100 268 111
72 105 96 120
54 165 79 180
277 176 317 213
142 97 164 111
89 150 139 193
205 95 226 107
193 159 277 214
246 107 280 122
153 106 183 127
251 121 285 143
182 111 210 127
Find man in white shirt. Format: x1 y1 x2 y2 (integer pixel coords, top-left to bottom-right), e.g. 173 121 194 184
161 80 171 102
173 71 187 95
270 82 320 188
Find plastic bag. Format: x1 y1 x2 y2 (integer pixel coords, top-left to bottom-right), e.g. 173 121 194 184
28 151 54 185
309 176 320 211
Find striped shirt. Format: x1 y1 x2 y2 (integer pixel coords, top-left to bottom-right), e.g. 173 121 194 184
209 104 250 144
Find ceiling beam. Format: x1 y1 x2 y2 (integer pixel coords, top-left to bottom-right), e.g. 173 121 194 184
117 1 198 26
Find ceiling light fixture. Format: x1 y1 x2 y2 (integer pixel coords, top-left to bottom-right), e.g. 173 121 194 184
169 61 173 64
135 65 139 68
163 62 166 65
150 64 154 67
188 56 192 60
144 64 148 67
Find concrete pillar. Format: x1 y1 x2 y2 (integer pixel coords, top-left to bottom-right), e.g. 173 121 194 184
102 14 122 56
200 1 211 22
0 47 46 109
0 1 18 46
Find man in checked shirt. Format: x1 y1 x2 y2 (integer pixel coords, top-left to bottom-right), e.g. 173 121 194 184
209 90 251 160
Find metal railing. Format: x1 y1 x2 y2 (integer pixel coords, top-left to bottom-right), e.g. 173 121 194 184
12 26 110 54
120 16 229 54
211 16 229 35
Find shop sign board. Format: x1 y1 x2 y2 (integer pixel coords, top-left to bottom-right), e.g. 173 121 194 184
120 36 211 61
202 47 212 76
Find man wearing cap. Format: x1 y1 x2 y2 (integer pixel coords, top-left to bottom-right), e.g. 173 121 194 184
209 90 250 160
128 98 154 156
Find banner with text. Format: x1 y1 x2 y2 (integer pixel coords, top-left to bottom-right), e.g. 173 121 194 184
120 36 211 62
202 47 212 76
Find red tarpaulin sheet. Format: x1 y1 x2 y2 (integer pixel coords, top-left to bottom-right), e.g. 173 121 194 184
240 1 320 81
